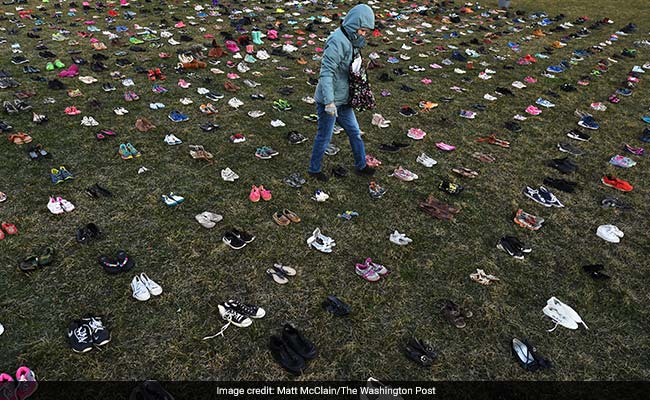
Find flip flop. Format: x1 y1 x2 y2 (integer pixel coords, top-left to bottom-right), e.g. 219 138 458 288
273 211 291 226
266 267 289 284
8 134 24 144
273 263 297 276
195 213 216 228
282 209 301 223
1 223 18 235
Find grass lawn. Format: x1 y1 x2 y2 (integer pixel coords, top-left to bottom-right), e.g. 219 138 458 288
1 0 649 381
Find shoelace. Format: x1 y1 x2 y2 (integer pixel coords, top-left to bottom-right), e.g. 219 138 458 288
74 326 90 342
86 318 103 333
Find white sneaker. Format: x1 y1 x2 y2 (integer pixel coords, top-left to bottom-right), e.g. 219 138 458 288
179 97 193 105
47 197 64 214
80 116 90 126
58 197 75 212
389 230 412 245
164 134 182 145
416 152 437 167
228 97 244 108
168 38 180 45
270 119 285 127
596 224 623 243
131 276 151 301
221 167 239 182
140 273 163 296
247 110 265 118
237 62 250 73
256 50 270 60
543 297 588 332
137 166 149 174
301 96 315 104
197 87 210 95
311 190 329 202
484 93 497 101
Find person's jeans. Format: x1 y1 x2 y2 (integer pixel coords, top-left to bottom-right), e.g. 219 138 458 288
309 103 367 173
498 0 511 9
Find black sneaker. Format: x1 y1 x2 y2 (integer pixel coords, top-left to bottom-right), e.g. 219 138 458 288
391 141 410 149
497 236 524 259
547 156 578 173
102 83 115 92
222 231 247 249
223 299 265 318
288 131 307 144
322 295 351 316
81 316 111 346
308 171 329 182
231 228 255 243
506 236 532 253
355 165 376 176
399 106 417 117
282 323 317 360
67 320 94 353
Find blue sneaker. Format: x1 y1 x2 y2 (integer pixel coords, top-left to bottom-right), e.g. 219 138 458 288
50 168 64 184
536 98 555 108
59 166 74 180
616 88 632 96
642 116 650 123
546 65 564 73
168 110 188 122
578 116 599 130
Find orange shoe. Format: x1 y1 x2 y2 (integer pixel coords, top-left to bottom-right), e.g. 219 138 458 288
601 175 633 192
533 29 545 37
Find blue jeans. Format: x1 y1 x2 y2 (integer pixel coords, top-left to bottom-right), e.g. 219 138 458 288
309 103 367 173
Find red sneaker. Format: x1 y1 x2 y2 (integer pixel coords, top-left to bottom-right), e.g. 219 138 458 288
601 175 633 192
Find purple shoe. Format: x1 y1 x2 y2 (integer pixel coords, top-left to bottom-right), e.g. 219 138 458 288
365 258 389 275
381 89 391 97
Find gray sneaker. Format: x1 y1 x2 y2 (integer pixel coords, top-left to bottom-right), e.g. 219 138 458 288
557 142 584 156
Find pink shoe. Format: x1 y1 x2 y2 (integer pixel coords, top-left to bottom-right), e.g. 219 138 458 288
249 185 260 202
355 263 381 282
524 76 537 83
225 40 239 53
267 29 278 40
525 105 542 115
259 185 272 201
14 367 37 400
436 142 456 151
407 127 426 140
365 154 382 167
174 21 185 28
421 78 432 84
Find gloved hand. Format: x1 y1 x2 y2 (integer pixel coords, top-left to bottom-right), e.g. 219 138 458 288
325 102 338 117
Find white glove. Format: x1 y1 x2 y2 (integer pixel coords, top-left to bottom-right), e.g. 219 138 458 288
325 102 338 117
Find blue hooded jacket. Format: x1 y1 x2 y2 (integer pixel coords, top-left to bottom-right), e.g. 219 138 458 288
314 4 375 106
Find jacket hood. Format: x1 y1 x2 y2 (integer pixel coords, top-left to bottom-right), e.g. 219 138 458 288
341 4 375 47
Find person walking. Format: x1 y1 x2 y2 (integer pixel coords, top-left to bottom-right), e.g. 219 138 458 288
308 4 376 182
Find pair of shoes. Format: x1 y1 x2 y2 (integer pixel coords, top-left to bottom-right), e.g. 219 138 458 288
469 269 500 285
98 250 134 274
222 229 255 250
441 300 473 329
543 296 588 332
523 186 564 207
195 212 222 229
0 222 18 240
161 192 184 206
514 209 544 230
391 166 418 181
269 324 317 375
119 143 141 159
255 146 279 159
0 366 38 400
583 264 611 280
47 196 75 214
307 228 335 253
355 258 389 282
322 295 351 316
131 273 163 301
404 338 437 367
596 224 624 243
67 317 110 353
273 209 300 226
512 338 552 372
284 172 306 188
439 180 463 195
18 247 54 273
249 185 271 202
76 223 102 244
497 236 532 260
221 168 239 182
368 181 387 199
50 166 73 184
266 263 297 284
203 300 265 339
417 152 437 167
389 230 412 245
311 189 329 202
85 183 112 198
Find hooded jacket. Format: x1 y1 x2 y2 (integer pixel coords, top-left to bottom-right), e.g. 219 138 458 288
314 4 375 106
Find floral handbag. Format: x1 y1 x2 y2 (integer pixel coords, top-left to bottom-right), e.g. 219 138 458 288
348 52 376 111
